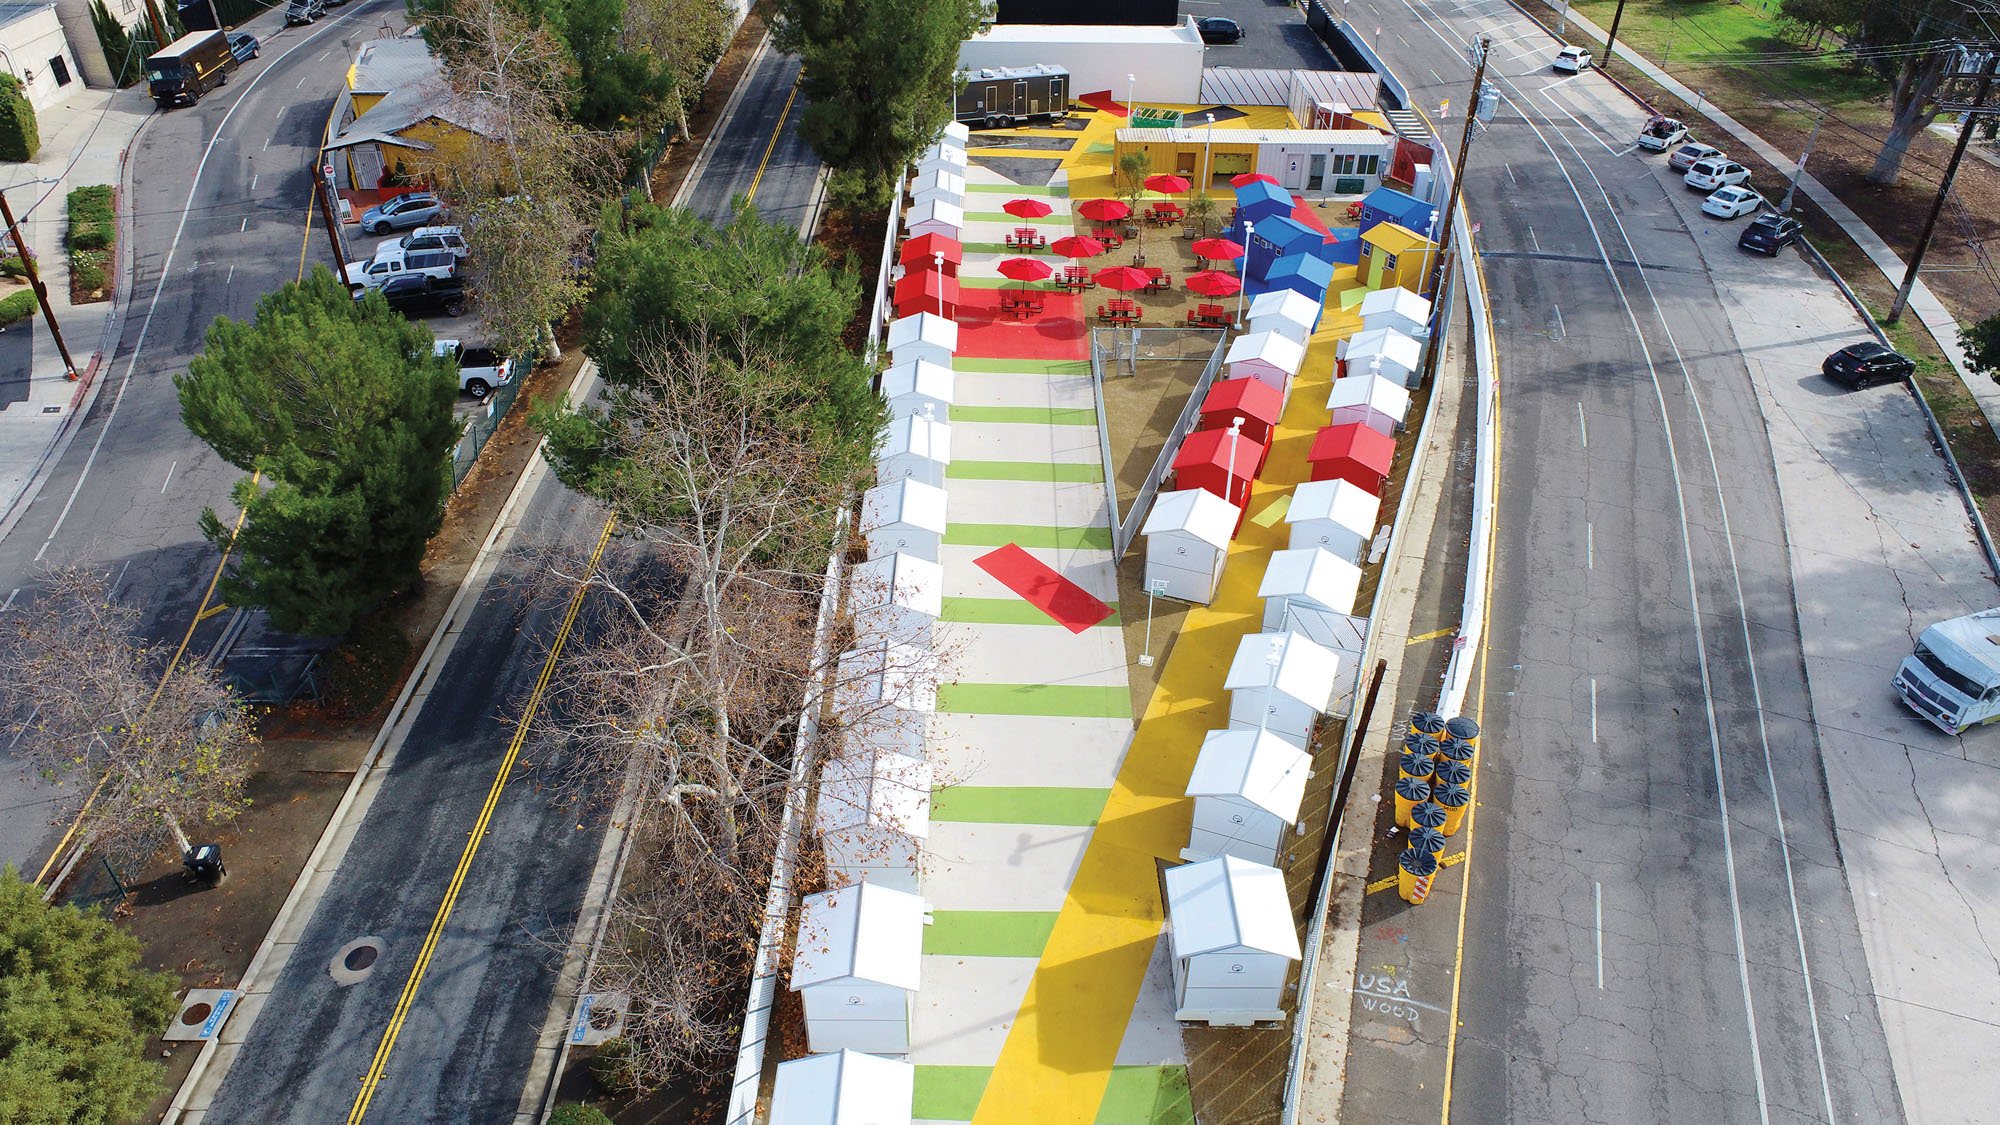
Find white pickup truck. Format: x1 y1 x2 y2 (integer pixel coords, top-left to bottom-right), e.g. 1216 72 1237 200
434 339 511 399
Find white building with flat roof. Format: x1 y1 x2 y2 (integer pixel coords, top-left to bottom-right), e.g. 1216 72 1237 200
958 17 1205 104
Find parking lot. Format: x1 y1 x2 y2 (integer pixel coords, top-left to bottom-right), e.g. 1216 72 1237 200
1191 0 1342 71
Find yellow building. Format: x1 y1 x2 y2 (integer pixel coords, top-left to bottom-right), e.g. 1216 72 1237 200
1358 222 1439 296
323 34 499 195
1111 126 1395 197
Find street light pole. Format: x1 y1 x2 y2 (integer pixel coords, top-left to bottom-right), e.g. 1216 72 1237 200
933 250 945 319
1236 220 1255 328
1202 111 1215 191
1413 36 1491 389
0 187 80 380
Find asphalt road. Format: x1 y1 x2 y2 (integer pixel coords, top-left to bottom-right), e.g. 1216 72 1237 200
203 32 826 1122
0 0 415 876
1320 0 1906 1119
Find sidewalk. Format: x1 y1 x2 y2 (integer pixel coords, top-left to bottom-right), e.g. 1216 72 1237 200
1508 0 2000 434
0 83 154 531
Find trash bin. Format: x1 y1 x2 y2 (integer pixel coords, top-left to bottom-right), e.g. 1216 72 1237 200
1432 758 1473 790
1393 775 1431 828
1409 825 1446 857
1444 714 1480 748
182 844 226 887
1397 846 1439 904
1409 800 1448 833
1438 736 1476 766
1410 711 1446 739
1397 751 1436 783
1433 781 1471 836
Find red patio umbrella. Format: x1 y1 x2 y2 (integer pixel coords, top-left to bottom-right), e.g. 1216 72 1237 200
1077 198 1131 223
1003 197 1054 219
1191 237 1245 262
1049 234 1105 260
1231 172 1281 188
1186 270 1242 298
998 256 1054 282
1145 173 1192 195
1095 265 1153 292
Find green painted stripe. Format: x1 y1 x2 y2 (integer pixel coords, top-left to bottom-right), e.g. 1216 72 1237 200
965 182 1065 195
941 596 1121 627
949 459 1104 483
914 1065 991 1120
953 357 1092 375
930 785 1113 824
944 523 1115 551
949 405 1098 426
1097 1066 1196 1125
959 241 1015 256
924 910 1061 957
936 682 1130 718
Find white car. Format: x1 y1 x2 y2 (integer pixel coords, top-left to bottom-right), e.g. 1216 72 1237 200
1702 185 1766 219
1553 46 1592 73
1685 158 1752 192
433 339 513 398
1668 141 1724 174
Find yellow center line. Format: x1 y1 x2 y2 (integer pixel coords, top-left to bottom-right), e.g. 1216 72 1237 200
746 77 801 204
1438 250 1503 1124
346 515 617 1124
297 180 316 282
33 481 258 885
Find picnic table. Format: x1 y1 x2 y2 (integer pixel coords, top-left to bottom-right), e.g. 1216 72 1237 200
1005 227 1048 250
1057 265 1095 291
1097 298 1140 326
1090 225 1124 249
1145 203 1183 227
998 287 1047 319
1185 302 1230 328
1142 267 1173 294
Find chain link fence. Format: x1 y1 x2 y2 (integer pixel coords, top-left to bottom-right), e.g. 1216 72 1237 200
1092 326 1229 555
450 372 522 488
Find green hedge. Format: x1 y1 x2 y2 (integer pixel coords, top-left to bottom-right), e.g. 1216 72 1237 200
0 75 37 162
0 290 36 327
68 186 115 253
0 255 25 278
547 1107 613 1125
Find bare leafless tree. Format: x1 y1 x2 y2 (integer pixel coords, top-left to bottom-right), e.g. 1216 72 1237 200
0 568 254 859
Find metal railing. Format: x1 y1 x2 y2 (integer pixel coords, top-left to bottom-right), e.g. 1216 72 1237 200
865 171 908 367
1098 327 1230 556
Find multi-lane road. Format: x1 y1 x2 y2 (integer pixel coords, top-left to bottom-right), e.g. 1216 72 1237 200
1339 0 1909 1119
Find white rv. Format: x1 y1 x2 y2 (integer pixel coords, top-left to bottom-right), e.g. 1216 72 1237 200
1893 608 2000 734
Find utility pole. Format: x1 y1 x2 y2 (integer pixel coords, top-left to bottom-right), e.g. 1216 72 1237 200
312 177 354 289
1414 35 1490 389
0 188 81 381
1603 0 1629 66
1889 48 1999 325
1779 112 1822 215
144 0 170 47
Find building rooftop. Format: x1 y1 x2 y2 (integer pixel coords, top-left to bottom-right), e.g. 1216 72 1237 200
0 0 54 30
347 35 438 95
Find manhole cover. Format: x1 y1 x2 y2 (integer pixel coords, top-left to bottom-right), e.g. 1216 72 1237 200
179 1001 213 1026
330 936 387 986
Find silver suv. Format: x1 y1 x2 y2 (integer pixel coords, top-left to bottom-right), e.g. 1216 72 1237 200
380 225 468 259
1685 158 1751 192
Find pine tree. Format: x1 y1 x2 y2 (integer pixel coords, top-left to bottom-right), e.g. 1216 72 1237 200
176 267 462 636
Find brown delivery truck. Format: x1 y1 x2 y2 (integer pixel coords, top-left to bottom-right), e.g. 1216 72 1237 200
146 31 234 108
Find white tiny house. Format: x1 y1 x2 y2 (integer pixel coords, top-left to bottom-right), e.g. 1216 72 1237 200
1141 488 1241 605
1284 478 1381 563
880 358 956 420
834 639 938 759
817 752 933 895
860 478 949 562
848 552 945 649
876 411 952 487
1337 326 1422 387
904 197 964 241
1325 371 1411 437
792 882 927 1054
1224 330 1307 402
886 313 959 370
1246 288 1323 345
1164 855 1302 1026
908 166 966 208
1358 286 1432 339
770 1050 916 1125
1182 728 1311 866
1224 630 1342 748
1257 546 1362 629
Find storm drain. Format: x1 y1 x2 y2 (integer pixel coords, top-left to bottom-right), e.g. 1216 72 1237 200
329 936 387 986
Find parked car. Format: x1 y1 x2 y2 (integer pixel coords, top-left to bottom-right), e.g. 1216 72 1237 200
1668 141 1724 174
1197 17 1244 44
1822 341 1914 389
360 192 445 235
1737 212 1803 255
1636 114 1688 151
1553 45 1591 72
370 275 469 318
379 225 468 259
1701 185 1765 219
283 0 323 24
435 339 512 399
226 31 258 62
1685 158 1752 192
345 245 459 290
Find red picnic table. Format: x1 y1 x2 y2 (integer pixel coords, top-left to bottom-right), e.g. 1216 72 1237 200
1097 298 1140 325
1089 225 1124 248
1005 227 1047 250
997 287 1048 319
1145 203 1183 226
1185 302 1230 328
1142 267 1173 294
1056 265 1095 291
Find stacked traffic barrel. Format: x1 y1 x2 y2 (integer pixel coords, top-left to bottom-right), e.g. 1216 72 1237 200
1396 709 1480 904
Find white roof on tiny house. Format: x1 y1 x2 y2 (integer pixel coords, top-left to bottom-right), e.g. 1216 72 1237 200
1225 330 1306 377
879 358 955 404
817 752 934 838
1257 547 1362 616
793 882 927 990
770 1050 917 1125
835 638 939 714
910 166 967 199
1358 287 1431 332
1185 728 1311 819
886 312 960 354
862 479 949 536
1142 487 1238 550
1286 478 1380 534
1165 854 1301 960
877 412 953 466
849 553 945 621
1223 630 1341 711
1247 288 1322 332
941 121 971 144
1325 372 1410 422
1339 326 1420 370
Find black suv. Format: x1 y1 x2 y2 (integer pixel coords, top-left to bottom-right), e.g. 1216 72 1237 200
1822 341 1914 389
1738 212 1803 255
1198 17 1244 43
369 275 468 318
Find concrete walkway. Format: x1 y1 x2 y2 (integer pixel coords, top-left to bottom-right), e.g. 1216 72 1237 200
1509 0 2000 433
0 84 153 531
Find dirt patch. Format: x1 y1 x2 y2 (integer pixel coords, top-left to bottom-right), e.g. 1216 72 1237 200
646 3 774 208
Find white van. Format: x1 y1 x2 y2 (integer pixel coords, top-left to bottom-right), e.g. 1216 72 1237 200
1893 607 2000 733
346 244 459 290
